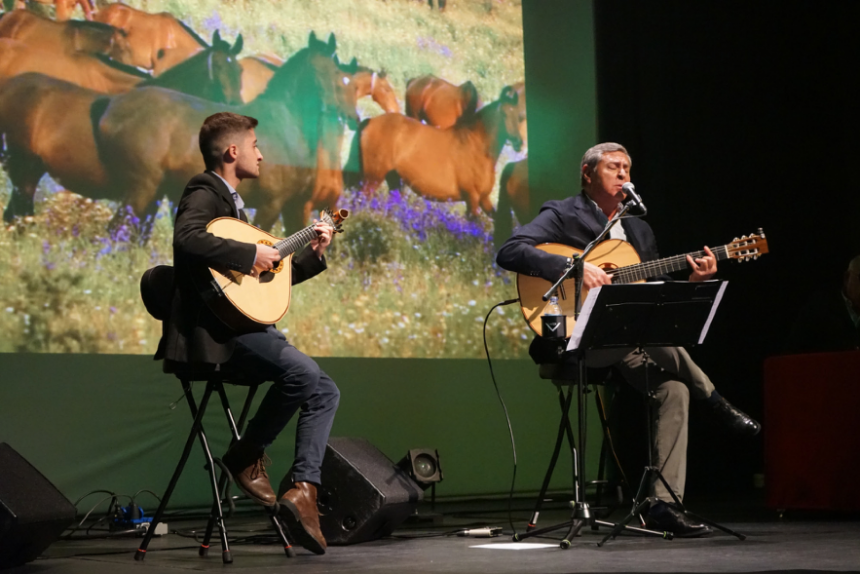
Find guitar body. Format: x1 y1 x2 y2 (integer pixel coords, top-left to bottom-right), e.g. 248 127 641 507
206 217 294 328
517 240 643 335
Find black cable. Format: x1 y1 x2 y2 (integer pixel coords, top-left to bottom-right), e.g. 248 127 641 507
482 297 521 536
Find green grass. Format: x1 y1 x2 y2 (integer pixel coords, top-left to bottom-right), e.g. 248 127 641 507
0 0 529 358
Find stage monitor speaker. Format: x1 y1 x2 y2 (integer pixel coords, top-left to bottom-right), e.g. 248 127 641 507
280 437 423 545
0 443 76 570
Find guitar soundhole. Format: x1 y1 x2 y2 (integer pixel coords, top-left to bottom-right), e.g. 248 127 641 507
599 262 618 270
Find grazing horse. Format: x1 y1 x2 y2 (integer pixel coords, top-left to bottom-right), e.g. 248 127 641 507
94 2 208 76
405 74 480 129
239 53 283 103
90 32 357 235
0 9 131 63
347 86 522 218
10 0 94 20
493 157 529 251
0 38 245 222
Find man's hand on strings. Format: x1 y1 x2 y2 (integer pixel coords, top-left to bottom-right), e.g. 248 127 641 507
310 220 334 258
251 244 280 277
687 246 717 282
582 261 613 290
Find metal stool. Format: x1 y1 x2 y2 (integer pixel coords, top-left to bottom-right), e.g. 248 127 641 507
522 362 624 533
135 266 294 564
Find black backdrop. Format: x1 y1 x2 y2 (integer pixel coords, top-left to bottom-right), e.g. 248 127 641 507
525 0 860 495
594 0 860 493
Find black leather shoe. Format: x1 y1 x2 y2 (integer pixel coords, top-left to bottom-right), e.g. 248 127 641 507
712 396 761 436
645 500 712 538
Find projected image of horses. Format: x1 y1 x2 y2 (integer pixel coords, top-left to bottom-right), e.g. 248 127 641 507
0 0 531 359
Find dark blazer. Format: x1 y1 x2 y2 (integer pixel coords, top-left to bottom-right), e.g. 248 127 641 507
156 171 326 365
496 192 666 362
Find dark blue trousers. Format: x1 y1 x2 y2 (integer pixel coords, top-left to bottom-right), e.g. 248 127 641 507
226 327 339 485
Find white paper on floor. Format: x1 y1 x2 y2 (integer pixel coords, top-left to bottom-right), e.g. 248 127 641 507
470 543 557 550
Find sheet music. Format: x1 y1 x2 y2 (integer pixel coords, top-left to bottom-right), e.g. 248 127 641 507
698 280 728 344
566 286 602 351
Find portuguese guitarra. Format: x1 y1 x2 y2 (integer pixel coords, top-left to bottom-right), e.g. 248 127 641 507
201 209 348 331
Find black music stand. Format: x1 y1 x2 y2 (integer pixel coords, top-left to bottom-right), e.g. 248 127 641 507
571 281 748 545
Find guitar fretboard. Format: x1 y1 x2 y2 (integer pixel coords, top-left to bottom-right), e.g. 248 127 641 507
275 225 319 258
608 244 730 284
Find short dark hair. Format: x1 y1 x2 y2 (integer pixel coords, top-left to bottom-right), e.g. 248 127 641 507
199 112 259 170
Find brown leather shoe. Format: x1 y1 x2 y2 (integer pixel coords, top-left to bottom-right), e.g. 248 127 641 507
221 440 276 507
278 482 326 555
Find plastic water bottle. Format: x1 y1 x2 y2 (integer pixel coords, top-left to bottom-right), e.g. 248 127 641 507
541 296 566 339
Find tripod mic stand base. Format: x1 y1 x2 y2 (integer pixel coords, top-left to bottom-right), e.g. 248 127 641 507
511 500 672 549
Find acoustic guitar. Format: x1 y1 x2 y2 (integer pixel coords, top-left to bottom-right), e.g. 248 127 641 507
201 209 348 331
517 230 769 336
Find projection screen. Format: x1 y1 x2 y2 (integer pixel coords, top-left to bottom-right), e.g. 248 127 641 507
0 0 534 358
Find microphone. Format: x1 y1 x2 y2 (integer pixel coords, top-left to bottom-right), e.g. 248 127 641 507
622 182 647 216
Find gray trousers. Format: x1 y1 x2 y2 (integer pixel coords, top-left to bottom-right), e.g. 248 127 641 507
584 346 715 502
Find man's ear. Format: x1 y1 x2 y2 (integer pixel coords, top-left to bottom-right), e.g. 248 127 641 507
582 165 592 185
223 144 238 163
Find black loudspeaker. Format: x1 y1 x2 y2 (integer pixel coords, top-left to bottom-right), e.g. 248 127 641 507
0 443 76 569
280 437 423 545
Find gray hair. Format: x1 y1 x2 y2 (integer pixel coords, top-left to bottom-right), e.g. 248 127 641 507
580 142 631 186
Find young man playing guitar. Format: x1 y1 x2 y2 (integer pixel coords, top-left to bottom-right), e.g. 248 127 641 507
496 142 760 538
157 112 337 554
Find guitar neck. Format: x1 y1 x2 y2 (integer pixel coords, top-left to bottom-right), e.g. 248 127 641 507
609 244 730 284
275 225 319 258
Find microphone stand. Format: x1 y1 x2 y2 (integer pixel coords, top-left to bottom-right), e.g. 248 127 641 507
520 197 671 548
542 199 636 317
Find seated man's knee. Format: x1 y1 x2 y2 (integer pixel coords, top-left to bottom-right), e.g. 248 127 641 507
277 357 321 395
655 379 689 409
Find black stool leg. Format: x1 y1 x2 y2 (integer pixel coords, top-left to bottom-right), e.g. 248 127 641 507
135 379 216 562
185 380 233 564
199 381 253 557
519 384 576 536
201 383 296 559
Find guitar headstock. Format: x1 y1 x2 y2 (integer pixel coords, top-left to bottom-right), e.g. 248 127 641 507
320 208 349 234
727 228 769 262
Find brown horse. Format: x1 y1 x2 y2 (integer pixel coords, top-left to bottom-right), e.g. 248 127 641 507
404 74 480 129
0 38 245 221
493 157 529 250
0 29 240 96
0 37 148 93
239 53 283 103
347 86 522 218
302 112 346 223
93 2 207 76
0 9 131 63
92 32 357 234
336 56 400 114
510 80 527 145
11 0 94 20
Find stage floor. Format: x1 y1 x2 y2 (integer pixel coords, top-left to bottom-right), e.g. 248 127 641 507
9 499 860 573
